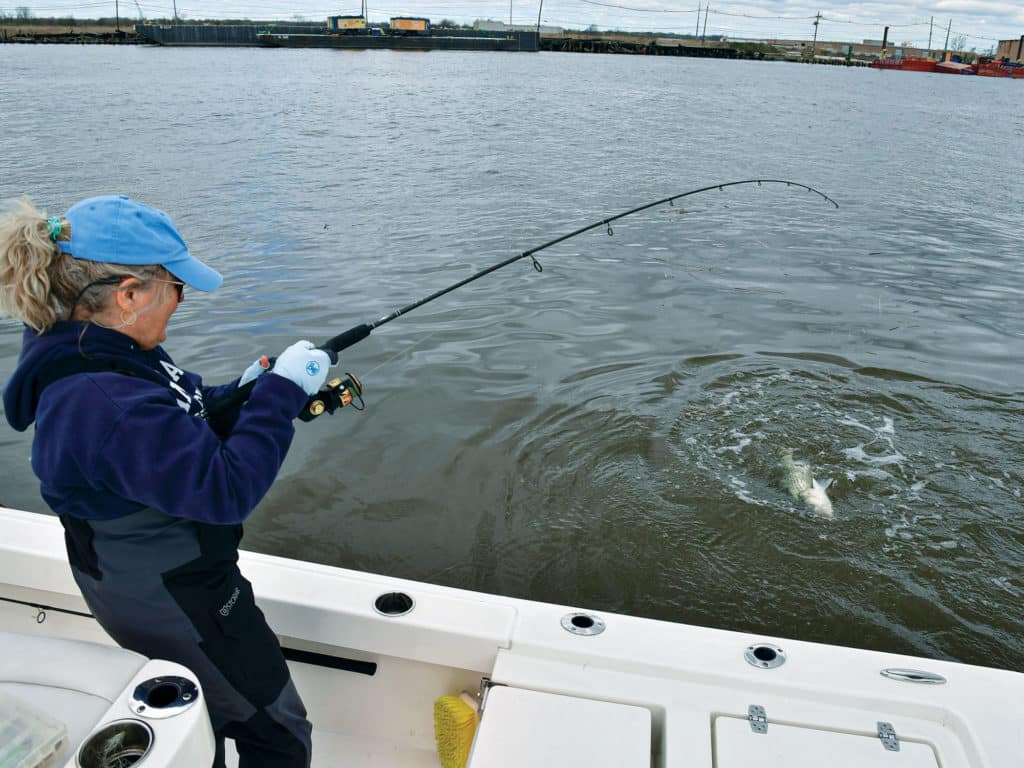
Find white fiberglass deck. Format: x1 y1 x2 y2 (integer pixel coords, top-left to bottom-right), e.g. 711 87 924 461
1 505 1022 767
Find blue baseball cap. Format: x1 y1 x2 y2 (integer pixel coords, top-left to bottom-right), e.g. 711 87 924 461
55 195 223 291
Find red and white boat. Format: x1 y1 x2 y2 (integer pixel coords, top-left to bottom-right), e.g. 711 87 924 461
900 56 939 72
975 60 1024 78
870 56 938 73
870 57 904 70
935 61 975 75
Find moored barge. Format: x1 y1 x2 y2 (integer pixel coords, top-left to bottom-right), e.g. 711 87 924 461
136 22 538 51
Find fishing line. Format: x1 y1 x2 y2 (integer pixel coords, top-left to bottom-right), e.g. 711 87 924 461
207 179 837 422
360 329 442 379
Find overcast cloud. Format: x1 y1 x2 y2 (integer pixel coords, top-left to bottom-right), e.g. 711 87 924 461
5 1 1021 49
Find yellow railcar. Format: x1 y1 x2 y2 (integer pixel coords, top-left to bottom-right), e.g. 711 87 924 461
389 17 430 35
328 15 367 33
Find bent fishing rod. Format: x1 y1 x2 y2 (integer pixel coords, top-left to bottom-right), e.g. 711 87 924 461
207 179 838 424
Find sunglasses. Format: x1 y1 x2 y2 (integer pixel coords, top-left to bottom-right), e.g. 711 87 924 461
70 274 185 312
150 277 186 301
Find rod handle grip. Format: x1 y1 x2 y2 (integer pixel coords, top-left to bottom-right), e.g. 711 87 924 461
206 325 371 421
323 323 371 355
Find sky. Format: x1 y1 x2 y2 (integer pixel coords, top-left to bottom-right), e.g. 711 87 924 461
3 1 1021 50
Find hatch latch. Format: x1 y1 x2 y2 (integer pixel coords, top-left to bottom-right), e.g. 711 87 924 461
877 721 900 751
748 705 768 734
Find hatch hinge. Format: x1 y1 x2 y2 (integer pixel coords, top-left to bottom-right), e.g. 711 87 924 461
748 705 768 734
479 676 506 715
877 721 900 751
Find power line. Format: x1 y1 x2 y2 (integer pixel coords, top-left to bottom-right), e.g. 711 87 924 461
574 0 698 14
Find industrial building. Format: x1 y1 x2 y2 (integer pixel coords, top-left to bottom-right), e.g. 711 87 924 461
996 37 1024 62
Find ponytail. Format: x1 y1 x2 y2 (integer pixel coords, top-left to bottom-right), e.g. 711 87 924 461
0 197 70 332
0 197 159 333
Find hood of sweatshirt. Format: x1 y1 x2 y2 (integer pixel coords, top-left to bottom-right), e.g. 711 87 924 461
3 322 169 432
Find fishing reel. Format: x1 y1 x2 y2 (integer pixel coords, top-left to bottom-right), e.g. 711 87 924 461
299 372 364 422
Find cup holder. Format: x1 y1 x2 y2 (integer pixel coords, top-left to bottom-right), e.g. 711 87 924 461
560 611 606 636
373 591 415 617
77 719 153 768
744 642 786 669
129 675 200 719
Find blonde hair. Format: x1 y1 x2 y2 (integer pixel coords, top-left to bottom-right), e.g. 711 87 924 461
0 197 163 333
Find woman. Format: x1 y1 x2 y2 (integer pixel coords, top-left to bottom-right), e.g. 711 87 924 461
1 194 328 768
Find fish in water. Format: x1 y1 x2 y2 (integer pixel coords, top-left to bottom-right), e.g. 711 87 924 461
778 451 834 518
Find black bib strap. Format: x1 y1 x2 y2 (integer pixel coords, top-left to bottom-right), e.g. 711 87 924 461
34 355 169 397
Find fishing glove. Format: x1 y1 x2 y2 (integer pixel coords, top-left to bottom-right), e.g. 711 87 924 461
238 358 267 387
270 340 332 396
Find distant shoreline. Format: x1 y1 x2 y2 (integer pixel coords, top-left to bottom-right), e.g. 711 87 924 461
0 20 880 66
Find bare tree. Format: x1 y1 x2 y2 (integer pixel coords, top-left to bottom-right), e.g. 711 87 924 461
949 32 968 52
15 6 32 19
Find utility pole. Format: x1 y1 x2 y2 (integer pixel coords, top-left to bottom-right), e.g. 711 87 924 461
509 0 512 27
173 0 178 22
810 11 821 58
536 0 543 42
115 0 120 32
701 5 708 44
927 16 933 56
695 2 700 38
943 18 951 58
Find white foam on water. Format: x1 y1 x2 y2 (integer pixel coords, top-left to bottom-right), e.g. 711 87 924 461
716 436 751 455
839 417 876 433
728 474 769 506
904 480 928 502
720 391 741 407
884 518 915 541
839 415 896 436
735 489 768 507
845 467 892 482
843 445 906 466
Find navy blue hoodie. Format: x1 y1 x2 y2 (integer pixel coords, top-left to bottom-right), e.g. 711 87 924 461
3 322 307 524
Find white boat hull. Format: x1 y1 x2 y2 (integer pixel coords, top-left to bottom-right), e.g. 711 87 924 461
1 505 1021 767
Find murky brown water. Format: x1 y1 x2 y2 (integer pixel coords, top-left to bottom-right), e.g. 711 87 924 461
1 46 1021 671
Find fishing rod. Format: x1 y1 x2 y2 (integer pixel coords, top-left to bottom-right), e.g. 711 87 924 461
207 179 837 425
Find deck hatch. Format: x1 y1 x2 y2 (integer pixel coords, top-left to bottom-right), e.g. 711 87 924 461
469 686 650 767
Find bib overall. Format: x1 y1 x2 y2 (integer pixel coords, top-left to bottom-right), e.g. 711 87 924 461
3 322 314 767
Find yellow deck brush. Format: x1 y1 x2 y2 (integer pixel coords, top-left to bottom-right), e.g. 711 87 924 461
433 692 480 768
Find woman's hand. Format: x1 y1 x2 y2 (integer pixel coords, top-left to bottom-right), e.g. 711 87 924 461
270 341 331 395
238 358 268 387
